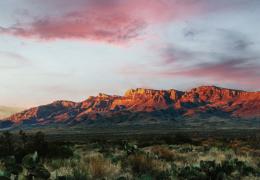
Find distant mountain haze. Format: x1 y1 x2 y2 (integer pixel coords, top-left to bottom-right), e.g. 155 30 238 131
1 86 259 129
0 106 24 119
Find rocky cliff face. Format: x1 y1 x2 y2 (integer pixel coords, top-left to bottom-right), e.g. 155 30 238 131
2 86 260 127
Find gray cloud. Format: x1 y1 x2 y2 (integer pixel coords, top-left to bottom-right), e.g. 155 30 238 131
149 28 260 89
0 51 30 69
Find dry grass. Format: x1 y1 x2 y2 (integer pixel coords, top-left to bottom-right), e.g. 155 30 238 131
84 153 120 179
150 145 176 161
43 140 260 179
127 153 170 176
196 147 235 163
45 151 121 179
45 158 81 178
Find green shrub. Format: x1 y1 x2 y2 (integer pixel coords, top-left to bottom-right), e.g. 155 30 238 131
73 168 89 179
123 142 139 155
0 156 22 179
137 174 153 180
59 168 89 180
0 131 15 157
178 166 207 180
221 159 256 176
178 159 258 180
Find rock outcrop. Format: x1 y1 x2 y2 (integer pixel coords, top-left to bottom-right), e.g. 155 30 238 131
2 86 260 127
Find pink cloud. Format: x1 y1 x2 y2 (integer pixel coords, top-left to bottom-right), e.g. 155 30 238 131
0 0 222 44
1 16 145 44
120 58 260 89
160 59 260 88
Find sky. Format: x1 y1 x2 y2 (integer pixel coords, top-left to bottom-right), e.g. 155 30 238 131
0 0 259 108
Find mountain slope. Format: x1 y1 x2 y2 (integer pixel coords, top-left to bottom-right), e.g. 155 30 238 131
2 86 260 128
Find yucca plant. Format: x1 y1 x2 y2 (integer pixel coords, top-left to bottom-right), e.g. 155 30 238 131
123 142 139 155
22 152 50 180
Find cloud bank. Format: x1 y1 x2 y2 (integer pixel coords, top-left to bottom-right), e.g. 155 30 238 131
122 28 260 89
0 0 247 44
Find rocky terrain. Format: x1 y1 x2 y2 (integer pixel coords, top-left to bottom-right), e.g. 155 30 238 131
1 86 259 129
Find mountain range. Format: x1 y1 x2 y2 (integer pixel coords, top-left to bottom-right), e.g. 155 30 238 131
0 86 259 129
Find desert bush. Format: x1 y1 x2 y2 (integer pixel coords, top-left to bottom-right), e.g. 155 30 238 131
136 174 154 180
0 156 23 179
57 167 89 180
106 153 121 164
29 131 48 156
177 159 258 180
178 166 207 180
127 153 170 177
0 131 15 157
123 141 139 155
0 131 259 179
197 147 235 164
0 131 75 180
178 146 194 153
85 154 120 179
0 151 51 180
22 152 51 179
199 160 225 179
221 158 256 176
46 159 81 179
151 146 176 161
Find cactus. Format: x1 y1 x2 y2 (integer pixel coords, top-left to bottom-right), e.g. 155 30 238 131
29 164 51 179
0 151 50 180
0 156 23 180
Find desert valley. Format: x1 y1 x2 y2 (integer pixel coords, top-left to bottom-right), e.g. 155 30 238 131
1 0 260 179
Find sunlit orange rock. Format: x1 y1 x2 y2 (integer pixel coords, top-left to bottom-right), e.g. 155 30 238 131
5 86 260 125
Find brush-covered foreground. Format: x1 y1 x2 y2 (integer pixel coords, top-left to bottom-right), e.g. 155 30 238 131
0 131 260 180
